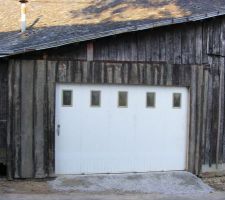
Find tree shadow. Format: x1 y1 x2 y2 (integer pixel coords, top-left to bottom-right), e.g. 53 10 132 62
0 0 224 54
69 0 191 24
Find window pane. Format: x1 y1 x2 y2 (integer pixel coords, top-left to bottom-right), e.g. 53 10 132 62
173 93 181 108
146 92 155 107
62 90 72 106
91 91 101 107
118 91 128 107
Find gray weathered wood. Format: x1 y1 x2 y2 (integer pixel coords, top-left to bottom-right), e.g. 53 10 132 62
6 16 225 178
34 60 46 178
20 60 34 178
13 60 21 178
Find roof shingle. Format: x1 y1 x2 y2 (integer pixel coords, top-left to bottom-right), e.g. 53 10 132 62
1 0 225 56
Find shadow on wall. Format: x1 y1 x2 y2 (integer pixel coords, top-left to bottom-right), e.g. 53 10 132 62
0 163 6 177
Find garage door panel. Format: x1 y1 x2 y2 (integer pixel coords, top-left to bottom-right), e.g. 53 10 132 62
55 84 188 174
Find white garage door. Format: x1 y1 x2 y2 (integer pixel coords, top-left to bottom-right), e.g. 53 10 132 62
55 84 189 174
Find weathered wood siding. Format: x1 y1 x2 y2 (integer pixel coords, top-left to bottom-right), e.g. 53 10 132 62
19 16 225 65
0 60 8 165
7 60 55 179
7 59 225 178
7 16 225 178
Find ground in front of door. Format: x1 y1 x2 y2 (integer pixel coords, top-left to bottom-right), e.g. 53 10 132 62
1 172 225 200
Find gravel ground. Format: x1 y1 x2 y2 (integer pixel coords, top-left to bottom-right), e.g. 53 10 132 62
49 172 213 195
0 178 53 194
2 192 225 200
202 176 225 191
0 172 215 195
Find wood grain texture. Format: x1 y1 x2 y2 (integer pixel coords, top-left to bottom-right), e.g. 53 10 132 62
7 59 224 178
0 60 8 168
33 60 46 178
20 60 34 178
6 16 225 179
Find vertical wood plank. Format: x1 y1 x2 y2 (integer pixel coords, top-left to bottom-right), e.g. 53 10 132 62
201 67 209 165
202 22 209 64
196 24 203 64
212 20 221 55
145 32 152 61
189 65 197 173
7 60 14 180
129 63 138 84
165 29 174 63
220 18 225 57
137 32 146 61
47 61 56 177
195 65 204 174
13 60 22 178
159 33 166 62
151 31 160 61
173 29 182 64
217 58 225 164
87 42 94 61
205 64 213 166
20 60 34 178
33 60 46 178
210 58 220 165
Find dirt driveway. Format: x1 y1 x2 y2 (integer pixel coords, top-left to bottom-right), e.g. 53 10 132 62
0 172 225 200
202 176 225 191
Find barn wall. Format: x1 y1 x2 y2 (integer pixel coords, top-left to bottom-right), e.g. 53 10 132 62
7 15 225 178
0 60 8 166
7 59 225 179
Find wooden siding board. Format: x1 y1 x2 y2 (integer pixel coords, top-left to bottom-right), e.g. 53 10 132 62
188 25 196 65
87 42 94 61
151 31 160 62
189 65 197 172
195 24 203 65
205 65 213 166
7 60 14 180
116 36 125 61
218 58 225 164
202 22 209 64
202 67 209 165
107 37 118 61
173 29 182 64
47 61 56 176
137 32 147 61
145 32 152 62
13 60 21 178
34 60 46 178
207 20 214 56
210 59 220 165
195 65 204 173
212 19 221 56
181 25 196 64
20 60 34 178
159 33 166 62
220 18 225 57
165 29 174 63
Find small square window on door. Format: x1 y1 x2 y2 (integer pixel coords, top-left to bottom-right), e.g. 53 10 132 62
62 90 73 106
146 92 156 108
118 91 128 107
173 93 181 108
91 91 101 107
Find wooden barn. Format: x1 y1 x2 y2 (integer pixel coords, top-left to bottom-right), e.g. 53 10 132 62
1 0 225 179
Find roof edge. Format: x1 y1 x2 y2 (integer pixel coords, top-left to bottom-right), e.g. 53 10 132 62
2 9 225 57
